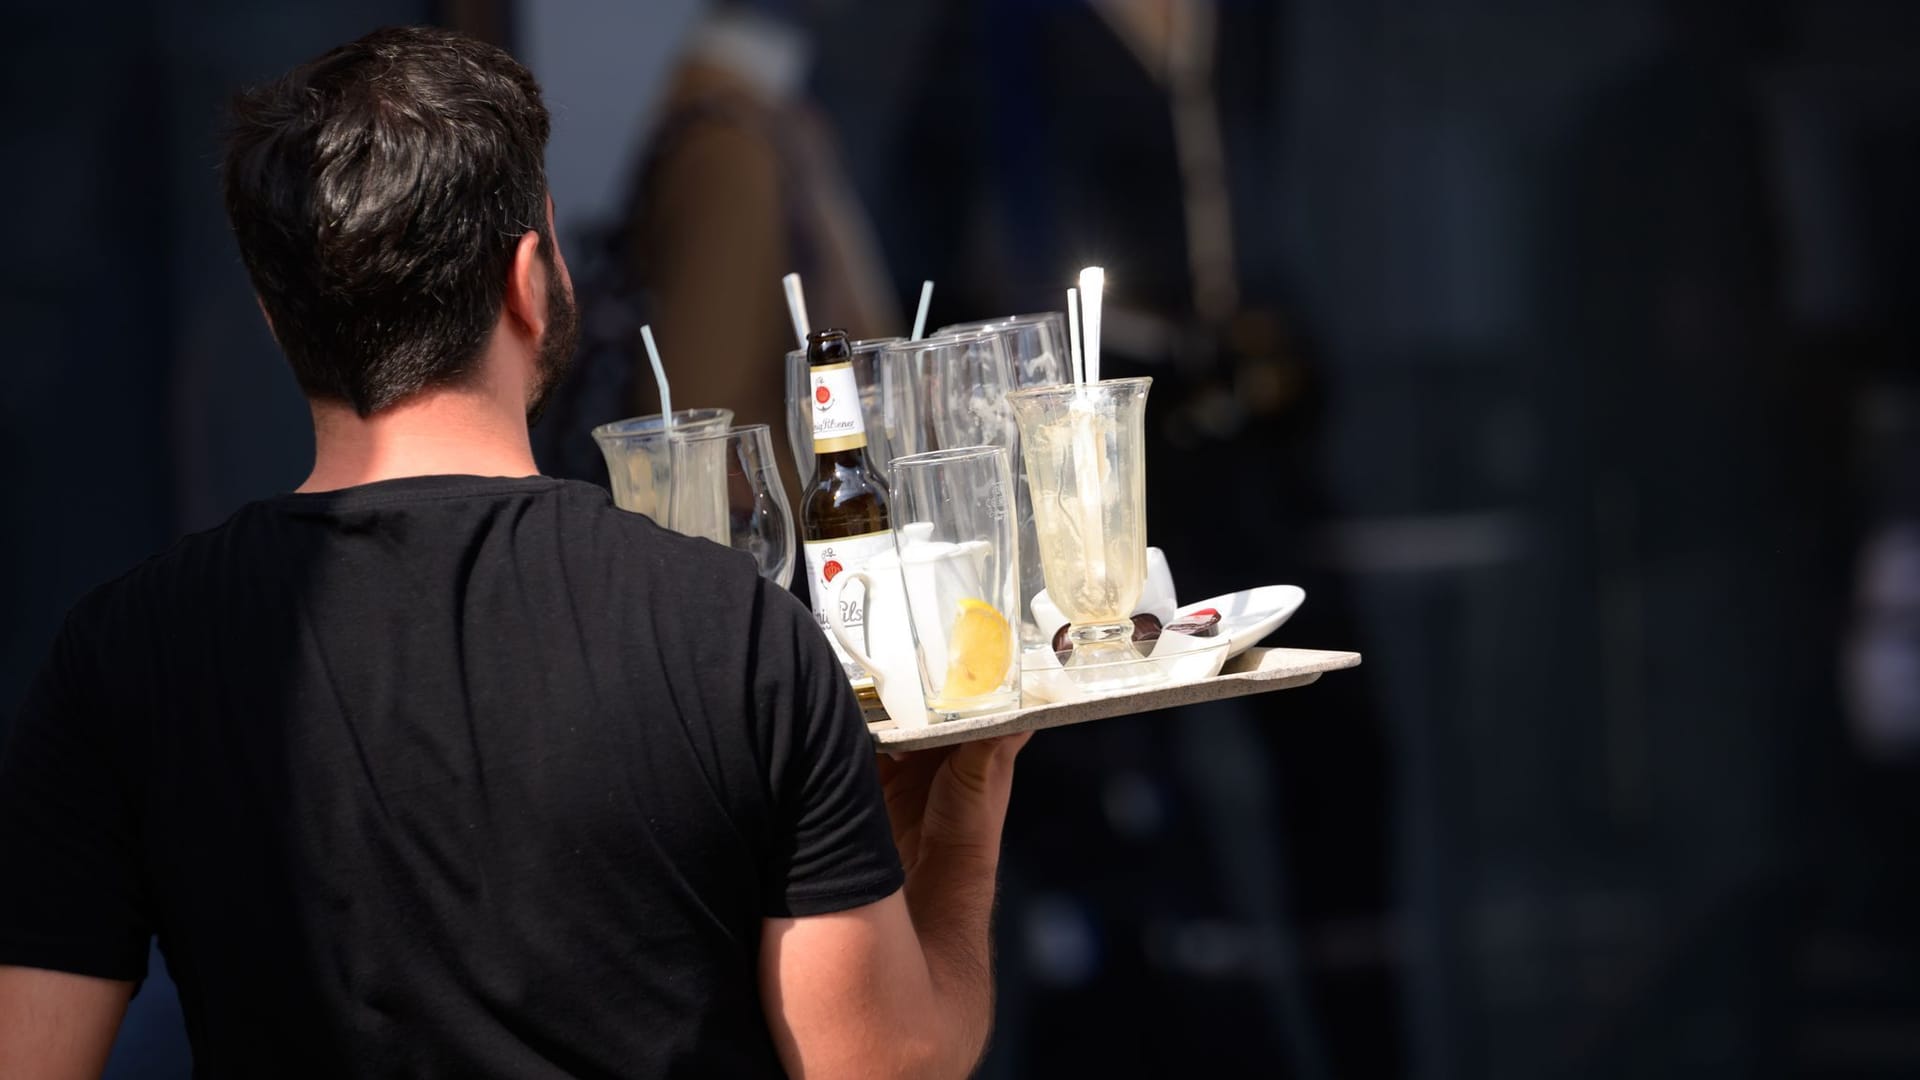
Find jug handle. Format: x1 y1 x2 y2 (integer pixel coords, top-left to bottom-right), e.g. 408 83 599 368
826 570 880 673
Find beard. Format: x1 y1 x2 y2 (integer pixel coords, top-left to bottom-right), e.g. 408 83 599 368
525 256 580 425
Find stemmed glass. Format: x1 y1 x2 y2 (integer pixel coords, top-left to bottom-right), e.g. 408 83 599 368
672 424 796 588
1007 378 1157 690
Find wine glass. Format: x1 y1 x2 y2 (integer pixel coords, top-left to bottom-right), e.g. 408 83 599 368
674 424 796 588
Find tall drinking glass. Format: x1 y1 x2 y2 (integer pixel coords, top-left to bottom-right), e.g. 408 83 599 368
591 408 734 528
670 424 796 587
880 331 1053 648
784 336 904 485
879 331 1019 458
933 312 1071 389
888 446 1023 721
1007 378 1156 690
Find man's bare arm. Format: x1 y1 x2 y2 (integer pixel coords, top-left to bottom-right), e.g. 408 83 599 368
760 734 1027 1078
0 965 132 1080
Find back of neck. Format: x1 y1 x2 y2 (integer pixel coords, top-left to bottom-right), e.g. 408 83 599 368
299 387 540 493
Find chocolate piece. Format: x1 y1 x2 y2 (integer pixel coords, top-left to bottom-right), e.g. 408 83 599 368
1165 608 1221 637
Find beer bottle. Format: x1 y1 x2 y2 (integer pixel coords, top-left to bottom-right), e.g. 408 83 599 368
800 329 891 682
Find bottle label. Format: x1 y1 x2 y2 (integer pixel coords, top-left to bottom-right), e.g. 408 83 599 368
803 529 896 681
809 362 868 453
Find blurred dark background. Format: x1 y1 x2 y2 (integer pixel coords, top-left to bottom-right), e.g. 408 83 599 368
6 0 1918 1076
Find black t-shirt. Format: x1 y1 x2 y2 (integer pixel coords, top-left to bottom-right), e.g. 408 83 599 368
0 475 903 1077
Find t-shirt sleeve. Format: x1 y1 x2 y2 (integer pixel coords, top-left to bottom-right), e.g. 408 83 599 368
0 609 152 979
754 582 905 918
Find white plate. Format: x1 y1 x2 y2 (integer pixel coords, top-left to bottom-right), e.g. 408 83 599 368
1176 585 1306 659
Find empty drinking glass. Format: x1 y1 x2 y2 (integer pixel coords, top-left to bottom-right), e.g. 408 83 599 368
888 446 1023 721
879 330 1019 458
880 330 1051 647
671 424 796 588
933 312 1072 390
1007 378 1157 691
591 408 734 528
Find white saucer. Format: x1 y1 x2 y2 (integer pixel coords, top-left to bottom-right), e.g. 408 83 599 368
1019 633 1231 706
1175 585 1306 659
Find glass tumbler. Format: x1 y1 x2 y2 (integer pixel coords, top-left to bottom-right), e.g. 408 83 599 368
934 312 1072 390
879 330 1055 647
887 446 1023 721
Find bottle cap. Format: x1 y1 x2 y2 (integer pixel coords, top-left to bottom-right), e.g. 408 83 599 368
806 329 852 365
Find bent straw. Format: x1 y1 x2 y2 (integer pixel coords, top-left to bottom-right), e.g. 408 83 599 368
910 280 935 341
640 323 679 529
782 273 811 348
640 324 672 430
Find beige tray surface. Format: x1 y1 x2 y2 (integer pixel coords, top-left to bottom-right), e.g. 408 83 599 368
869 646 1361 752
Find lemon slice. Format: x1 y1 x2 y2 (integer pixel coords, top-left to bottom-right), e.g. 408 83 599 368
942 598 1012 699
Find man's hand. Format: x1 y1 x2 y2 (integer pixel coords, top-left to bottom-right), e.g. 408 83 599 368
876 732 1032 877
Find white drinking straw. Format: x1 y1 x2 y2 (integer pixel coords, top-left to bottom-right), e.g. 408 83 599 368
910 280 935 341
1078 266 1105 383
1066 286 1085 385
782 272 811 348
640 324 672 431
1063 282 1106 594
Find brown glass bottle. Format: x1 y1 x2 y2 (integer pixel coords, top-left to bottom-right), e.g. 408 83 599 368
798 329 892 680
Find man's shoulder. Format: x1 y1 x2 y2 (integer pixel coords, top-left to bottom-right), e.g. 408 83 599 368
559 482 762 581
547 481 826 645
60 504 260 627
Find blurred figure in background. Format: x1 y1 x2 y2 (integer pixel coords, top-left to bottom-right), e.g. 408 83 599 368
622 0 899 481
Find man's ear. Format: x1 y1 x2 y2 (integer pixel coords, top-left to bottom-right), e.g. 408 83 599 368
254 295 278 343
502 229 548 341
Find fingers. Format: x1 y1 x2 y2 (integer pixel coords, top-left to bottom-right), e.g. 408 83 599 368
993 730 1034 758
965 731 1033 769
940 732 1031 797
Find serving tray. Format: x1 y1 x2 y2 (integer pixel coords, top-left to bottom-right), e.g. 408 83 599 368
868 646 1361 752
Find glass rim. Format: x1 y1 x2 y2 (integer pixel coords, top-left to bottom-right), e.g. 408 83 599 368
669 422 773 443
877 327 1011 354
887 444 1008 471
1006 376 1152 401
590 408 734 440
937 312 1064 332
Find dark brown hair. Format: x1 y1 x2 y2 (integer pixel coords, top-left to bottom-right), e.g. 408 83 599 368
222 25 553 415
